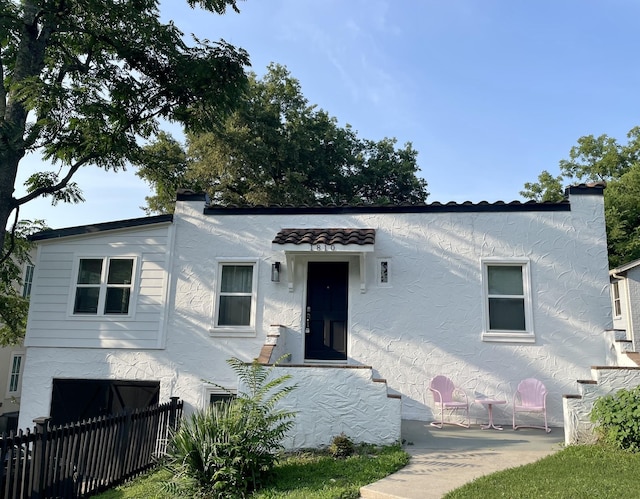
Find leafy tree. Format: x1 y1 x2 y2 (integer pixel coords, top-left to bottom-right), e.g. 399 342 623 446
0 0 249 258
521 171 564 203
136 64 429 212
521 127 640 267
0 219 47 345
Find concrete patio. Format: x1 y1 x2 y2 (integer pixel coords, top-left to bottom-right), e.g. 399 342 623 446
360 420 565 499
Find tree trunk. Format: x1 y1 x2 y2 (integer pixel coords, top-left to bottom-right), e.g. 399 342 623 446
0 0 53 254
0 149 22 254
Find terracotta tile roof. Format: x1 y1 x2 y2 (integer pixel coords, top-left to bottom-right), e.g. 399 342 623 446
273 228 376 246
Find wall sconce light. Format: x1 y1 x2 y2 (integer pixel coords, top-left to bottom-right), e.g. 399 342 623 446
271 262 281 282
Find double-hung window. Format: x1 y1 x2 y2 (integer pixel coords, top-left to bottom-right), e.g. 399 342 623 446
482 260 534 342
212 261 257 335
72 257 136 316
7 353 24 397
22 264 35 298
612 280 622 318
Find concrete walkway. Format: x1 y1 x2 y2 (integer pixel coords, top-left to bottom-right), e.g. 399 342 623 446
360 420 565 499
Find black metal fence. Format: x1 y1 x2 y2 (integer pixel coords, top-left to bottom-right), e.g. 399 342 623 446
1 397 182 499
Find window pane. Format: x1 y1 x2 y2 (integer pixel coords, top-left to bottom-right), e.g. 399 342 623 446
105 288 131 314
218 296 251 326
210 393 235 405
108 259 133 284
380 261 389 283
221 266 253 293
78 259 103 284
74 287 100 314
489 297 526 330
488 266 523 295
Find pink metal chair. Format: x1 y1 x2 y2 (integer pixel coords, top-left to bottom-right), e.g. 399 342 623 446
429 375 470 428
512 378 551 433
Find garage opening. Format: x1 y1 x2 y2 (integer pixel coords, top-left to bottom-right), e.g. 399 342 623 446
50 379 160 426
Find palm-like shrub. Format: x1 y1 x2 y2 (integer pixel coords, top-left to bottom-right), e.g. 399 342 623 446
166 358 296 498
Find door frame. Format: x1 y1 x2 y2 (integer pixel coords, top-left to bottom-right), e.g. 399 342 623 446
303 259 351 363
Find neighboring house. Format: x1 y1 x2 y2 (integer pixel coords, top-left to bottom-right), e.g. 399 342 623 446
0 262 33 433
18 184 612 448
607 259 640 360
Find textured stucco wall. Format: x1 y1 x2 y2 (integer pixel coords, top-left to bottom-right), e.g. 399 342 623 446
20 190 611 433
254 366 401 449
564 367 640 445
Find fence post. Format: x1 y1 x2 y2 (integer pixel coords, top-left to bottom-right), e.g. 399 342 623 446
31 416 51 499
169 397 179 430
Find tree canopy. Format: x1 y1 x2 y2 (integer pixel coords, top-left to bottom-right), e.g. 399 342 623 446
521 127 640 267
0 0 250 258
136 64 429 212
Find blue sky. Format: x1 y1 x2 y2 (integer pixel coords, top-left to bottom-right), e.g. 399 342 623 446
14 0 640 229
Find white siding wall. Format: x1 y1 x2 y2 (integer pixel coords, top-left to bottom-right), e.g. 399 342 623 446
25 224 172 349
20 191 611 431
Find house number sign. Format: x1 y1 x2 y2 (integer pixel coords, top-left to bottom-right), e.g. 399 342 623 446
310 244 336 251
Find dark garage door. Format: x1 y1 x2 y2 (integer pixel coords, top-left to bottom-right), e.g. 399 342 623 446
50 379 160 426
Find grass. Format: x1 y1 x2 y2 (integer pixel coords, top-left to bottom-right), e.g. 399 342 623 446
91 444 410 499
445 444 640 498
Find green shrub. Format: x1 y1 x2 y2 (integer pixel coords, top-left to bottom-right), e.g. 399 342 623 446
329 433 355 459
165 358 297 498
590 385 640 451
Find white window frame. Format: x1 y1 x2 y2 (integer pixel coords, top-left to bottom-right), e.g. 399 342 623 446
22 264 35 298
481 259 535 343
612 280 623 318
68 255 139 319
210 259 258 337
202 384 237 408
377 257 392 287
6 352 24 397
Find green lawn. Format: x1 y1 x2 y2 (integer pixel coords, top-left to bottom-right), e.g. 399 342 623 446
91 444 409 499
93 443 640 498
445 444 640 498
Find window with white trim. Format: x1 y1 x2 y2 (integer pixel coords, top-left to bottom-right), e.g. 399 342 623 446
22 264 34 298
377 258 391 286
482 260 534 342
202 384 237 408
612 280 622 318
213 261 257 334
7 353 24 396
72 257 136 316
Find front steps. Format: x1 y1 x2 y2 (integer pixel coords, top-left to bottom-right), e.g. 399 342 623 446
564 328 640 444
255 326 402 449
564 365 640 444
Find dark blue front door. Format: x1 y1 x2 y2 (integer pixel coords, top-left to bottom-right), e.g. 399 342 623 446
305 262 348 360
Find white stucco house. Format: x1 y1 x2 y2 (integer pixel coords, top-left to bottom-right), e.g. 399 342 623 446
18 183 614 448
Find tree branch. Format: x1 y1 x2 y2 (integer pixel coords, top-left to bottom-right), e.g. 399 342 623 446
14 154 95 206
